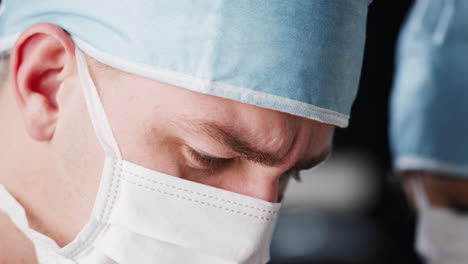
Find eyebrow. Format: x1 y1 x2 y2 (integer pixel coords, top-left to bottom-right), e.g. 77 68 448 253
189 121 331 169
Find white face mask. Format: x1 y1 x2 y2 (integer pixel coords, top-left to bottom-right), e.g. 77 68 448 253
413 175 468 264
8 47 281 264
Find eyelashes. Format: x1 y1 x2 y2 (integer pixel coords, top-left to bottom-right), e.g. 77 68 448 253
185 146 303 183
187 148 233 170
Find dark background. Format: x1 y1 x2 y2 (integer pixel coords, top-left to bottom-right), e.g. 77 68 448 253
335 0 418 262
271 1 421 263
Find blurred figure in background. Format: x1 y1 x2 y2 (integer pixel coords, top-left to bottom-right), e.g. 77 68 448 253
390 0 468 263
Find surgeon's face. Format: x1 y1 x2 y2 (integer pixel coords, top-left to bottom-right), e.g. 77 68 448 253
402 171 468 213
5 23 336 245
78 56 334 203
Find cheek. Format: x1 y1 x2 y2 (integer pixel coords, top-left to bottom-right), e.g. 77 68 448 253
55 80 103 170
99 86 185 176
107 111 183 176
51 82 105 216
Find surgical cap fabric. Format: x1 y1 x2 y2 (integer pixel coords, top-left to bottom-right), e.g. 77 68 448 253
390 0 468 177
0 0 369 127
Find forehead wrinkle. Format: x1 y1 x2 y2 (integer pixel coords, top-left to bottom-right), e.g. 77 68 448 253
199 122 286 166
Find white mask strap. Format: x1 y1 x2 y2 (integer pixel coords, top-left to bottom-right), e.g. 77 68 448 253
0 51 6 85
75 47 122 159
412 173 430 211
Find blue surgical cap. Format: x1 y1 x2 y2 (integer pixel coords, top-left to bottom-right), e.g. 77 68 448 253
0 0 369 127
390 0 468 177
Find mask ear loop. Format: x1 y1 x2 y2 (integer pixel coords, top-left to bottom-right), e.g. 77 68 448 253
75 47 122 159
412 173 430 211
0 52 4 85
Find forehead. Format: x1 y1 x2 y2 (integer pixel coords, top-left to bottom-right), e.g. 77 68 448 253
90 57 334 157
93 60 315 128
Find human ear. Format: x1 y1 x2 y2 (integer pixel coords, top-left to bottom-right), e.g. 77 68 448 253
10 23 75 141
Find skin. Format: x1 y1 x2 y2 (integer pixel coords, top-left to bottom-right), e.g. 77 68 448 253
0 23 334 259
401 171 468 213
0 212 38 264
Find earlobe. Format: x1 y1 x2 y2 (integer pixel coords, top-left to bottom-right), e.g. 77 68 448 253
10 23 75 141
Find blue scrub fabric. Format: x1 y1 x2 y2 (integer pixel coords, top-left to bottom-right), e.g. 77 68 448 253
0 0 370 127
390 0 468 177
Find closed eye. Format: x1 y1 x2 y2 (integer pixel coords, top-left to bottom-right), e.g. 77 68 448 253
186 148 233 170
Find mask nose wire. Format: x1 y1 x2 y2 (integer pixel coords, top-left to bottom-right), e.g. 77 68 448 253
75 47 122 159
